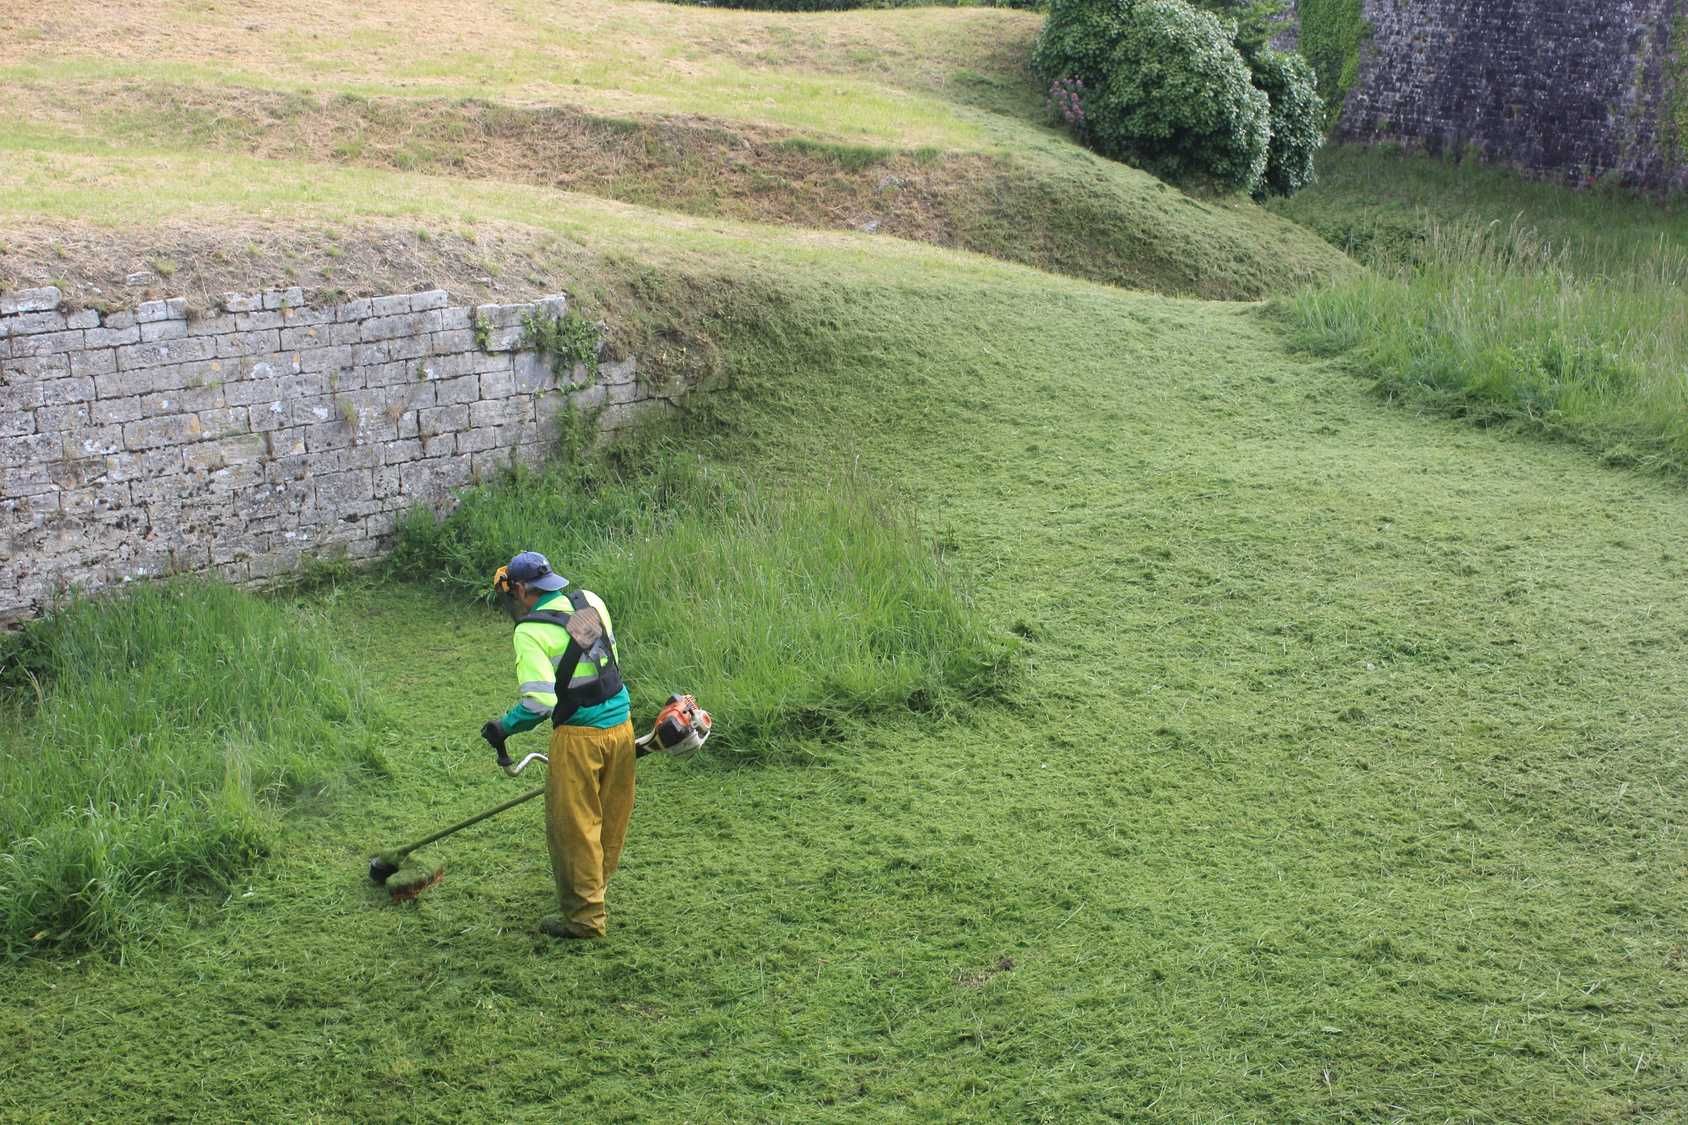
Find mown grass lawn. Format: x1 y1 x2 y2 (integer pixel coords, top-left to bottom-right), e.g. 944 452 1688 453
4 263 1684 1120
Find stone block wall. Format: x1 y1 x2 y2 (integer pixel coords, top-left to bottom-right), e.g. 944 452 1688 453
0 286 675 622
1288 0 1687 193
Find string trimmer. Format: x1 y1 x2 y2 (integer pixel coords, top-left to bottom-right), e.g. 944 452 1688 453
368 694 712 900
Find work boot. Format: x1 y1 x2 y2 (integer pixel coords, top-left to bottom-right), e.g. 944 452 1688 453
538 914 604 940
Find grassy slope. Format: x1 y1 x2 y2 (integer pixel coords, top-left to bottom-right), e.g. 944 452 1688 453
0 0 1351 299
2 239 1685 1119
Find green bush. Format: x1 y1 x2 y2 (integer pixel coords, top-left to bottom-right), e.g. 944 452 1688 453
0 582 383 957
1035 0 1270 192
390 450 1014 753
1250 48 1324 196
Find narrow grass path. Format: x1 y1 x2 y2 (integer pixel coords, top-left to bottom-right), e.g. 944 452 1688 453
3 279 1684 1120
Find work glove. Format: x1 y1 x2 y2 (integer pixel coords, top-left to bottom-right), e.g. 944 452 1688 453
480 719 507 754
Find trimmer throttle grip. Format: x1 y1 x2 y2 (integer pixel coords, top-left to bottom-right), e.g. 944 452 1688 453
480 719 510 767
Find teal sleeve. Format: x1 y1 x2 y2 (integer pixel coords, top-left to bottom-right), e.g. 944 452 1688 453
500 704 546 736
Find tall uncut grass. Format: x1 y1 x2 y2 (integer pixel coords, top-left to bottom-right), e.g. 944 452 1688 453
1284 214 1688 473
389 453 1014 750
0 582 383 957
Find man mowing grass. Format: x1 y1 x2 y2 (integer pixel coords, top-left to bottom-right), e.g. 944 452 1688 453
481 551 635 941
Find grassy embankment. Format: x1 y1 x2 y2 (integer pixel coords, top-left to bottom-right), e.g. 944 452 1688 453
2 162 1686 1116
0 0 1352 300
1272 146 1688 474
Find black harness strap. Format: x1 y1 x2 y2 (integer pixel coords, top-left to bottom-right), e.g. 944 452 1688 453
518 591 624 725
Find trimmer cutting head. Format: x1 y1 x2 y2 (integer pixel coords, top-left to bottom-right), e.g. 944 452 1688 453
369 851 443 901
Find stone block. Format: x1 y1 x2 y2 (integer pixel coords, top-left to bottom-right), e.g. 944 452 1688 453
431 329 475 353
183 433 269 471
86 325 141 348
335 297 373 322
410 290 450 311
421 432 455 458
279 304 333 328
0 286 61 315
0 382 44 432
221 292 263 313
599 357 636 387
369 294 412 317
433 374 480 406
263 287 305 311
3 353 71 382
482 323 524 352
139 319 188 343
455 426 502 454
399 457 471 500
322 444 382 473
381 439 422 465
248 398 292 433
360 313 427 342
314 468 374 506
65 425 126 458
3 310 68 337
103 448 186 483
235 310 284 332
95 359 209 399
71 349 118 379
222 375 285 407
280 324 328 350
2 460 57 498
35 402 90 433
418 403 468 436
11 330 86 357
513 352 557 394
303 421 361 453
470 397 531 428
382 381 435 414
327 365 367 392
123 413 205 450
135 298 187 323
92 395 145 425
356 336 429 368
101 310 137 330
608 379 641 406
196 407 249 440
142 384 224 417
479 369 515 399
438 306 472 332
189 313 240 335
38 375 96 406
116 336 214 371
213 329 279 359
471 448 517 481
295 345 353 376
59 482 131 518
475 303 531 330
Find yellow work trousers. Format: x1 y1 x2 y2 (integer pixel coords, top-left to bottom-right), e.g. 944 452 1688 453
544 720 636 937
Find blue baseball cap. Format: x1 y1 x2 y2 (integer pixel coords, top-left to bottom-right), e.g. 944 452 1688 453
506 551 569 591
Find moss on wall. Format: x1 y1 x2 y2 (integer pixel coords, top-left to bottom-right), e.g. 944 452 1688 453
1297 0 1369 128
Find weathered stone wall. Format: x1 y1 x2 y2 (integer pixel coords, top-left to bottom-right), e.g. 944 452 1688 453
0 286 675 621
1290 0 1687 193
